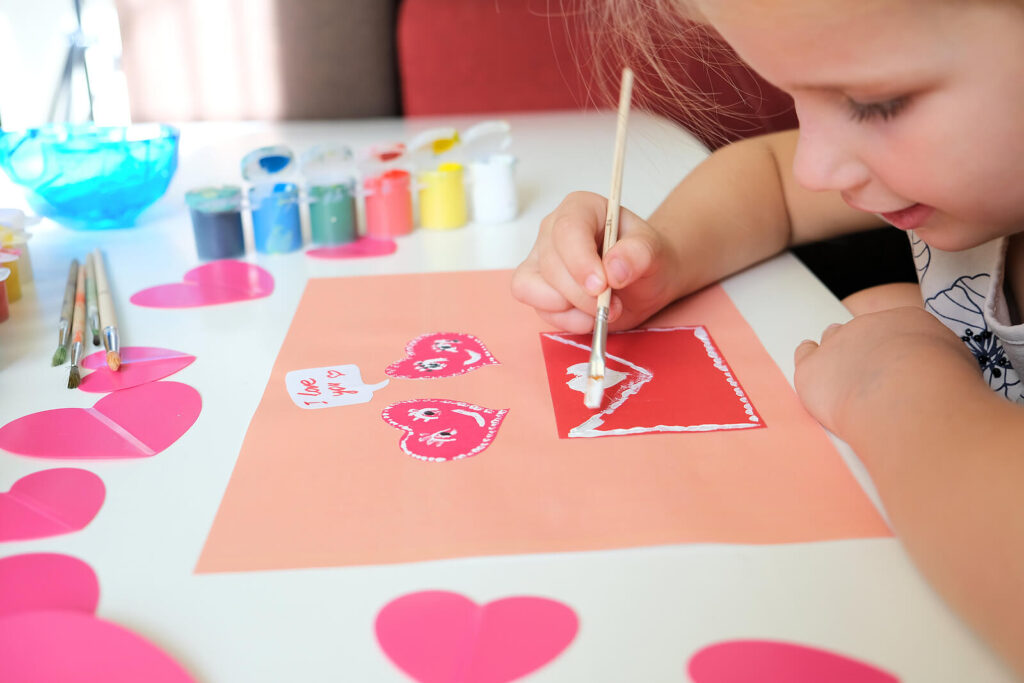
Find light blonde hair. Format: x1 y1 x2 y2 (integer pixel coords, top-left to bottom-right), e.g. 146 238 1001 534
552 0 794 148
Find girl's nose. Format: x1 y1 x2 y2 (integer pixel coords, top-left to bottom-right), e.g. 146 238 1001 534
792 117 872 195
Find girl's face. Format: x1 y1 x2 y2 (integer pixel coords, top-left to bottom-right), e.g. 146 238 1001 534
694 0 1024 250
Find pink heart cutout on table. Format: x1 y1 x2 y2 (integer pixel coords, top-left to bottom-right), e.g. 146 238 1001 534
130 260 274 308
0 469 105 542
688 640 899 683
386 332 498 379
0 381 201 459
0 610 195 682
80 346 196 393
0 553 99 616
382 399 508 462
376 590 578 683
307 237 397 259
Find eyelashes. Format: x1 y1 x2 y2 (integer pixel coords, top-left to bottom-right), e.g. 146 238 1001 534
846 95 909 122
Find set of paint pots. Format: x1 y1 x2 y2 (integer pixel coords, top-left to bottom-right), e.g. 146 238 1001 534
184 121 517 260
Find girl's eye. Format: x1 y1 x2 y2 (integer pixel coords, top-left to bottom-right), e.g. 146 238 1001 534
846 95 909 123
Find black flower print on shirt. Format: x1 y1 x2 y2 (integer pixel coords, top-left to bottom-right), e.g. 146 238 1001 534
909 231 931 279
925 274 1021 400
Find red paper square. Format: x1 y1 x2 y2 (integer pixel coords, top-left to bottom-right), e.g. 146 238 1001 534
540 327 764 438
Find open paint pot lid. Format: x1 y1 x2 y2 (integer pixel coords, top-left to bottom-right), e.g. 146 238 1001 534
185 185 242 213
0 250 18 265
241 145 295 183
299 143 355 186
0 267 8 282
407 127 460 168
461 120 511 160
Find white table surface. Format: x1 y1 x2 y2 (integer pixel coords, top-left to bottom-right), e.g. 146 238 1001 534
0 111 1013 682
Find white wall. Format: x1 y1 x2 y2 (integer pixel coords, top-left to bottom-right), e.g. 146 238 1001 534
0 0 129 128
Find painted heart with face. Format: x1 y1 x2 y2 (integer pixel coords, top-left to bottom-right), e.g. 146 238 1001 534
382 399 508 462
386 332 498 379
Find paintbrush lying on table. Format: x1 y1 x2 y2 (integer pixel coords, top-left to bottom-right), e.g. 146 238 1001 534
584 66 634 410
67 262 86 388
52 259 79 366
93 248 121 371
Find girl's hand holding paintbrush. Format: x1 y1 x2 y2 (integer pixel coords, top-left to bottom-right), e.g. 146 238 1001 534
511 192 687 335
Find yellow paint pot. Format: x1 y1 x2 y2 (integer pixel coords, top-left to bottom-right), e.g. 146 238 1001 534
0 250 21 302
418 162 467 230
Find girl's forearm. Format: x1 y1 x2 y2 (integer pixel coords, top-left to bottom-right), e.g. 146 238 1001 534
648 129 885 292
846 359 1024 677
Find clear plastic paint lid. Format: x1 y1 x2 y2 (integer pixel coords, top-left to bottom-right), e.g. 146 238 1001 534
407 127 460 168
241 145 295 182
299 143 355 186
461 120 511 160
0 267 8 283
0 251 18 265
185 185 242 213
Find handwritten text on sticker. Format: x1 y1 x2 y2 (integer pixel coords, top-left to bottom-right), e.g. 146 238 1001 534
285 364 389 409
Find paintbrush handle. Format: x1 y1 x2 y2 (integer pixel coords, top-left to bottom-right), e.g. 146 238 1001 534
59 260 80 342
600 67 634 258
85 253 100 339
69 263 87 364
92 248 118 329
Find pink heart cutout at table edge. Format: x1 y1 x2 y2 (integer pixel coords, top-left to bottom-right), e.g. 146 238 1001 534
130 260 274 308
80 346 196 393
0 381 202 459
0 468 105 542
0 553 99 616
688 640 899 683
307 237 397 259
0 610 195 683
375 590 578 683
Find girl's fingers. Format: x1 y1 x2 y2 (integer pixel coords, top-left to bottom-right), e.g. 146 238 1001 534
511 263 574 313
537 246 600 315
538 307 600 335
794 339 819 365
551 212 607 296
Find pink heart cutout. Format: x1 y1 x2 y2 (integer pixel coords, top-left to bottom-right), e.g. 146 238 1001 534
382 399 508 462
307 237 397 259
0 381 201 459
376 590 578 683
0 468 105 541
688 640 899 682
130 260 274 308
386 333 499 379
80 346 196 393
0 553 99 616
0 610 194 682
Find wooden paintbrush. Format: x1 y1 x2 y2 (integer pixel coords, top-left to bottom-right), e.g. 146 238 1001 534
52 259 79 366
67 262 86 388
85 252 101 347
92 248 121 371
584 67 634 410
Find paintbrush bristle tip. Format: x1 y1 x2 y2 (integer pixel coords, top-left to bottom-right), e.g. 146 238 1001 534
67 367 81 389
583 375 604 410
51 347 67 366
107 351 121 371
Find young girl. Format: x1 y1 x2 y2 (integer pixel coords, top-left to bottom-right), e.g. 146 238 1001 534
512 0 1024 676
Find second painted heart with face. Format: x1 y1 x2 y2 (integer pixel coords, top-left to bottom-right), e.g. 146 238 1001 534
386 332 498 379
382 399 508 462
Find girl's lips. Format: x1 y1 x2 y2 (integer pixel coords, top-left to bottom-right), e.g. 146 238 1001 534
880 203 935 231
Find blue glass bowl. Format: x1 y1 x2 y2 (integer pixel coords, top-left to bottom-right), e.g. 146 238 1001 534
0 123 179 229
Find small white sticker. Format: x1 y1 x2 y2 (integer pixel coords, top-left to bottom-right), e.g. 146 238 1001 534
285 364 389 409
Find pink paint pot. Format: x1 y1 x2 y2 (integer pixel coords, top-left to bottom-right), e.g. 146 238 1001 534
0 268 9 322
364 169 413 238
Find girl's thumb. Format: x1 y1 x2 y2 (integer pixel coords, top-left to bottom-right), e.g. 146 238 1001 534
604 234 659 289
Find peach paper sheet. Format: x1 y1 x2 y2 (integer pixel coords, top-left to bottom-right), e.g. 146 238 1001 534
197 270 889 572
